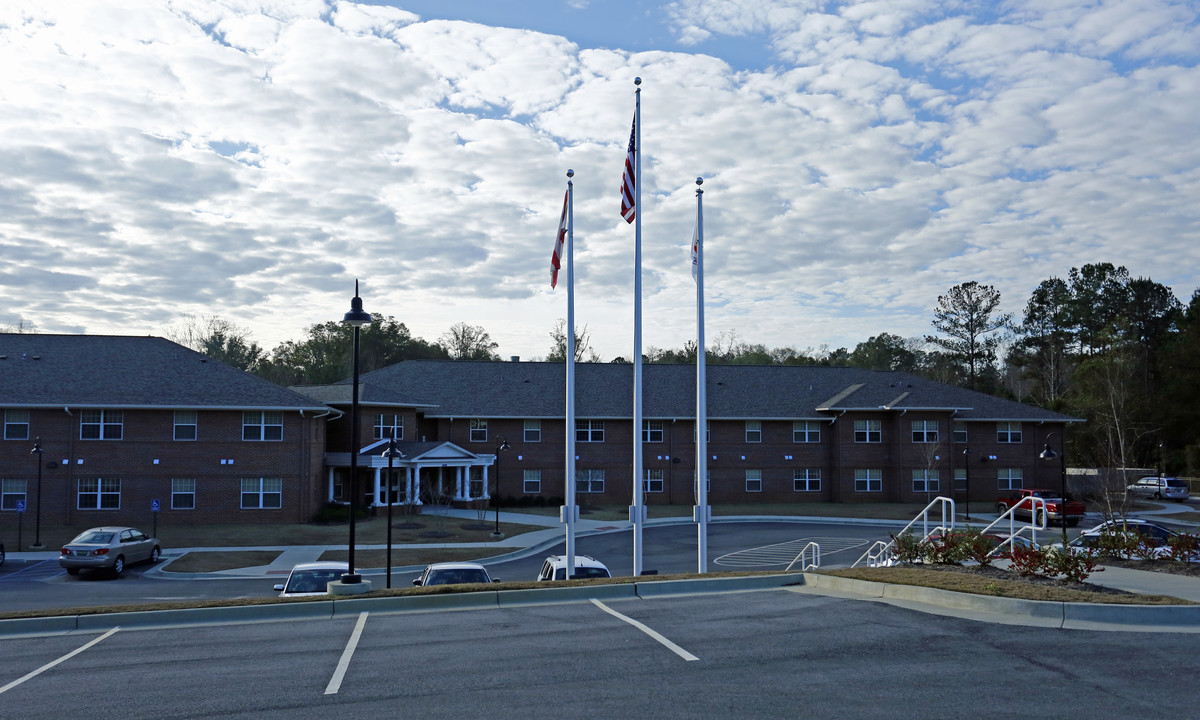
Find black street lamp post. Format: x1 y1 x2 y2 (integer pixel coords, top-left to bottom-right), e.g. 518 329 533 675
1039 433 1069 545
493 435 510 538
961 446 970 521
31 438 44 550
383 438 404 589
342 281 372 584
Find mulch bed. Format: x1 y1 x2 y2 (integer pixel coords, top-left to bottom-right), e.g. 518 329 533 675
918 563 1135 596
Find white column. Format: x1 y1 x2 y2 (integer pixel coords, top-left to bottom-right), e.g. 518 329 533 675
372 467 382 507
456 466 466 500
482 464 490 499
410 465 421 506
326 467 336 502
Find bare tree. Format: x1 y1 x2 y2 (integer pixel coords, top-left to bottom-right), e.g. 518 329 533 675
438 322 500 361
163 314 264 371
548 318 600 362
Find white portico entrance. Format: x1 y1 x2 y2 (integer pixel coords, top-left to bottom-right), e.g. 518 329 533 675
324 440 496 508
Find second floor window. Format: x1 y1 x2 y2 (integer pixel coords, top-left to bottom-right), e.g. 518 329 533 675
953 422 968 444
469 419 487 442
643 420 664 443
576 420 605 443
854 420 881 443
81 410 123 440
745 421 762 443
375 414 404 440
243 411 283 441
997 422 1023 444
912 420 938 443
524 420 541 443
174 411 197 441
4 410 30 440
793 421 820 443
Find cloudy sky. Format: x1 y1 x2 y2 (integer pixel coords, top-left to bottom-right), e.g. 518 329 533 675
2 1 1198 362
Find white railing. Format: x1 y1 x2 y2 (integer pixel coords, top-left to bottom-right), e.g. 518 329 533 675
980 496 1048 556
851 496 957 568
784 542 820 571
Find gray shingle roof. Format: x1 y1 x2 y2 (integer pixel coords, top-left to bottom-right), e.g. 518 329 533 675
335 360 1075 422
0 334 329 410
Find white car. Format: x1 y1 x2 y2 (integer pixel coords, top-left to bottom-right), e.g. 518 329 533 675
273 561 349 597
536 554 612 581
412 562 497 586
1127 476 1190 501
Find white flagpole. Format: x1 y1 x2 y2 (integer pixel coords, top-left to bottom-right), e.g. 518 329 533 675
564 169 577 576
631 78 644 577
694 177 708 573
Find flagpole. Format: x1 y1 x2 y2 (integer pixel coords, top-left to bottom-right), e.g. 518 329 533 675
694 177 708 573
564 169 577 576
631 78 644 577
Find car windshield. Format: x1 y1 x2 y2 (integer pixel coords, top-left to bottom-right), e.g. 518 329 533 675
285 569 344 593
427 569 488 585
72 531 114 544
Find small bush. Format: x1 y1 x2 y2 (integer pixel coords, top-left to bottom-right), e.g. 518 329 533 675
1005 544 1053 576
1166 532 1200 564
920 531 972 565
1047 548 1101 583
890 532 923 564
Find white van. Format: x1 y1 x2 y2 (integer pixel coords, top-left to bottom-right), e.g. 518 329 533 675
1127 476 1190 501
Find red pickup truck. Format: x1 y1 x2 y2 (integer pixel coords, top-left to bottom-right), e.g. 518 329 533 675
995 488 1087 527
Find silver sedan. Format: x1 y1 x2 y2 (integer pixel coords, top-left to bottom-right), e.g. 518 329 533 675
59 526 161 577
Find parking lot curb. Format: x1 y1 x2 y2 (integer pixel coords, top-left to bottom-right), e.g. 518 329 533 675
497 582 638 607
636 574 803 598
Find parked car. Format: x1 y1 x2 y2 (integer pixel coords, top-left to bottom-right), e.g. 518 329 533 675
1059 519 1184 559
0 537 5 566
273 561 349 597
59 526 161 577
995 488 1087 526
536 554 612 581
412 562 497 586
1127 476 1190 501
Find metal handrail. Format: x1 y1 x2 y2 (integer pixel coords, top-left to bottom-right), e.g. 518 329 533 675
851 496 957 567
979 496 1048 556
784 542 820 572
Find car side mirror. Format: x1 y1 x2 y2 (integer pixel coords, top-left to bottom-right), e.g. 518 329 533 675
492 578 501 583
273 584 284 591
412 579 422 586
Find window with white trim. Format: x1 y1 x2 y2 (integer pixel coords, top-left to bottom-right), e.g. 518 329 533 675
912 469 940 493
81 410 123 440
745 469 763 493
793 469 821 492
576 420 605 443
174 410 197 441
793 421 820 443
375 414 404 440
693 422 710 442
954 468 967 492
998 468 1023 491
241 477 283 509
78 478 121 509
469 419 487 443
243 411 283 441
523 469 541 494
2 479 28 510
643 420 664 443
854 469 882 493
911 420 938 443
997 422 1023 444
745 421 762 443
172 478 196 509
4 410 30 440
693 470 710 496
854 420 881 443
524 420 541 443
576 469 605 494
953 422 968 444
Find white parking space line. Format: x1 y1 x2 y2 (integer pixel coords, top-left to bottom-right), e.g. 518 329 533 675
590 600 698 662
324 612 368 695
0 627 120 695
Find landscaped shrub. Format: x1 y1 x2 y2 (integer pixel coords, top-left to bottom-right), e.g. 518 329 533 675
1047 548 1101 583
1166 532 1200 564
921 531 973 564
1005 544 1054 576
957 528 1002 567
890 532 923 564
1092 529 1140 559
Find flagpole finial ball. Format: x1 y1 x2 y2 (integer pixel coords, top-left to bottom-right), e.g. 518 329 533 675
634 77 641 85
696 177 703 186
567 169 574 178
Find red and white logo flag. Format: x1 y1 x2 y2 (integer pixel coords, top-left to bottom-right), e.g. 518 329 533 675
690 222 699 282
551 189 568 288
620 113 636 223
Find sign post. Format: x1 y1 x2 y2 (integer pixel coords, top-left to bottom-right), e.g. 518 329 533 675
151 499 161 538
16 499 25 551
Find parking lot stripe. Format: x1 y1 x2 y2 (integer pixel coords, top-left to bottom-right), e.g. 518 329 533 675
324 612 368 695
0 627 120 695
590 600 698 662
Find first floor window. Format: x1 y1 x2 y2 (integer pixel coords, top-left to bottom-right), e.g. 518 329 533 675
913 469 940 493
78 477 121 509
794 469 821 492
4 410 30 440
469 419 487 443
643 420 664 443
81 409 123 440
745 469 763 493
241 477 283 509
793 421 820 443
577 469 605 494
998 468 1023 491
854 420 881 443
745 421 762 443
911 420 938 443
954 468 967 492
375 414 404 440
523 469 541 494
576 419 605 443
174 410 197 441
2 478 28 510
694 470 710 496
524 420 541 443
854 469 882 493
243 411 283 441
172 478 196 509
644 469 664 493
997 422 1023 444
469 467 484 499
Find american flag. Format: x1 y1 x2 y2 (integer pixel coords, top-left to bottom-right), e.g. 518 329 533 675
551 189 568 288
620 113 636 223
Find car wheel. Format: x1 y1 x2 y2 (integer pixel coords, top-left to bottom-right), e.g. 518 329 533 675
150 546 161 563
1036 510 1045 525
66 567 80 576
1154 491 1162 500
996 503 1008 514
112 556 125 577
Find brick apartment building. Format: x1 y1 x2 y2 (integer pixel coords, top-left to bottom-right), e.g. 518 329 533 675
1 334 1076 530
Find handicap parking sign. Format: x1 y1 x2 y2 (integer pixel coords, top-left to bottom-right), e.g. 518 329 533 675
151 499 161 512
15 499 25 513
